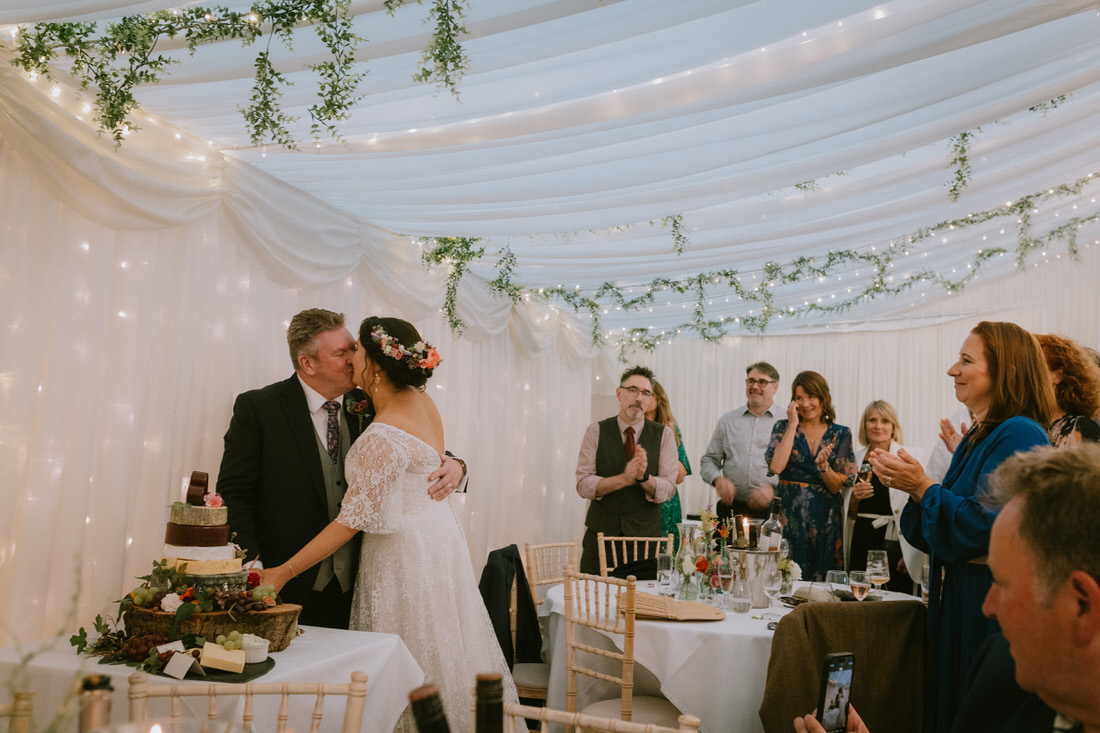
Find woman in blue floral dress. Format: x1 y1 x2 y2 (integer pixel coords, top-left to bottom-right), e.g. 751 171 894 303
766 371 855 581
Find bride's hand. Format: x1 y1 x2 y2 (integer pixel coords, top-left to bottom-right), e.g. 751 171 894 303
427 455 464 500
259 566 292 594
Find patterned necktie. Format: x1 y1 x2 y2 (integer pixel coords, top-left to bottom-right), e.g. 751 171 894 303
624 425 636 460
324 400 340 464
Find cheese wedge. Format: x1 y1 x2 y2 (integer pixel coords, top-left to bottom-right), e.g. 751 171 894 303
200 642 246 673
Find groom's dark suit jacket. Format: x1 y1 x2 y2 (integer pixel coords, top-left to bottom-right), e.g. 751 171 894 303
217 374 371 609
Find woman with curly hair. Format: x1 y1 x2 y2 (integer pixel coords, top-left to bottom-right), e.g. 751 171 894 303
1036 333 1100 446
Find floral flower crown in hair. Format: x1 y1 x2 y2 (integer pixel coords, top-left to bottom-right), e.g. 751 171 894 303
370 325 442 372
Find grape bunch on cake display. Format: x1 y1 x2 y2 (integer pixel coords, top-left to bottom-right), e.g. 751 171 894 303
71 470 301 678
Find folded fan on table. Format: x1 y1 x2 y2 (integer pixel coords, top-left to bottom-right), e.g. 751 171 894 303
624 591 725 621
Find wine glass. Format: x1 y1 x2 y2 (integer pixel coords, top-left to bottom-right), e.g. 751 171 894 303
848 570 871 602
825 569 848 597
762 556 784 619
857 462 873 484
866 550 891 595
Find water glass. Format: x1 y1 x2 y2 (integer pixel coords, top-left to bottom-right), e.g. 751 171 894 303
729 580 752 613
656 553 676 597
825 570 848 596
920 559 931 604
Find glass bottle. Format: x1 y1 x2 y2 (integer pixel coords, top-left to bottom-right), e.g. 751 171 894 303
474 673 504 733
409 684 452 733
757 497 783 551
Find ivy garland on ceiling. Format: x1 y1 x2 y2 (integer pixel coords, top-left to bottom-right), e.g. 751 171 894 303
10 0 468 147
10 6 1092 350
421 171 1100 350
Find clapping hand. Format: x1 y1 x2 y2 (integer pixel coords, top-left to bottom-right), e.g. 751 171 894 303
815 444 833 473
628 445 649 481
938 418 967 454
867 447 933 500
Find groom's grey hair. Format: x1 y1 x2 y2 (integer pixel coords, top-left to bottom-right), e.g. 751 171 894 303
287 308 346 370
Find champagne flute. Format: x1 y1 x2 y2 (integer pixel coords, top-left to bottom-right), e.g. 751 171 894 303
866 550 891 595
715 555 735 609
848 570 871 602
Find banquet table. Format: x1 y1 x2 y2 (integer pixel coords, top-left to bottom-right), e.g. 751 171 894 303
542 580 913 733
0 625 424 733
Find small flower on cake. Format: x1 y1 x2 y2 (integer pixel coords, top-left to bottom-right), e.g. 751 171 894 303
160 593 183 614
203 493 224 508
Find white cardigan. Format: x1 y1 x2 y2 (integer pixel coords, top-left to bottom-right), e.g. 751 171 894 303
843 442 928 583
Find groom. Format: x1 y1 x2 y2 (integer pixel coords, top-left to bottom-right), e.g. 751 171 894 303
217 308 466 628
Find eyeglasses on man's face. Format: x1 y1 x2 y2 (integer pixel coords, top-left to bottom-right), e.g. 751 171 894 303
745 378 777 387
620 385 654 399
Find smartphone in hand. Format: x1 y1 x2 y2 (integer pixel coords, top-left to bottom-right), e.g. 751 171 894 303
817 652 855 733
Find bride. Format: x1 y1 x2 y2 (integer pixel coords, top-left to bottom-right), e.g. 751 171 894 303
262 316 518 731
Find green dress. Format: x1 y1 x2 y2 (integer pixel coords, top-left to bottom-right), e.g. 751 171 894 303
661 424 690 551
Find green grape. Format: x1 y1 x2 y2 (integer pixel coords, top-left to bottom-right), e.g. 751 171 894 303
228 630 242 641
216 634 226 645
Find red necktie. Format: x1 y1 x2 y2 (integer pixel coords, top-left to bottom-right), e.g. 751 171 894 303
324 400 340 464
624 426 636 460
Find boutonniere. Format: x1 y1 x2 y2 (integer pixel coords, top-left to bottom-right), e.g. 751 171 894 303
346 398 370 415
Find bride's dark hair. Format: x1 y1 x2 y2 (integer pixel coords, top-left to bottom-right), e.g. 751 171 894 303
358 316 438 390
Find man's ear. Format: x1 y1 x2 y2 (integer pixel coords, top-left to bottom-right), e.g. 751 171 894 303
297 354 315 375
1067 569 1100 647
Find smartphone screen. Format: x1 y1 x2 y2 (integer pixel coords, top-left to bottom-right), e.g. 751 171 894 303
817 652 855 733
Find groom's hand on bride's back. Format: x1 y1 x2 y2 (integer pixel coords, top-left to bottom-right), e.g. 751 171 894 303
427 454 467 500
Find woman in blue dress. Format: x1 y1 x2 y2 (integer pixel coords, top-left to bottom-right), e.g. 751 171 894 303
766 370 855 581
869 321 1057 733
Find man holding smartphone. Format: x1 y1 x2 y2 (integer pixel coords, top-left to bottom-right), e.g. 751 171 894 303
795 442 1100 733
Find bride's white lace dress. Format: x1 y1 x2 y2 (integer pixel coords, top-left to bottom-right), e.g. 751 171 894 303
337 422 518 732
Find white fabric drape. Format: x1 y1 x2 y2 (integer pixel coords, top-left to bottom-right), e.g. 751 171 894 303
2 0 1100 647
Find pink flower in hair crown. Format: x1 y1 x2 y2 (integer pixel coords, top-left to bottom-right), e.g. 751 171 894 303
370 326 441 373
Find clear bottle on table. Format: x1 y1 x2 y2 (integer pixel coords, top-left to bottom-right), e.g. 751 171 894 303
757 497 783 552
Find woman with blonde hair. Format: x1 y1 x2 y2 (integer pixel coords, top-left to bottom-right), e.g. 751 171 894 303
869 321 1056 733
845 400 925 592
645 379 690 548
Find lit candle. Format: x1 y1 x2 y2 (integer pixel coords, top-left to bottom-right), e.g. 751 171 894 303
742 517 749 543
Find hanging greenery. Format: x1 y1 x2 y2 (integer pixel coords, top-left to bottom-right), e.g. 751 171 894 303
11 0 467 147
418 171 1099 350
947 130 975 202
661 214 689 255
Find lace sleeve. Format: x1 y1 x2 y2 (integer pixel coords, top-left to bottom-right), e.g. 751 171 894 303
337 428 410 534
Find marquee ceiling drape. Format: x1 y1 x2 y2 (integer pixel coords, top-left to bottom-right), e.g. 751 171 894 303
3 0 1099 346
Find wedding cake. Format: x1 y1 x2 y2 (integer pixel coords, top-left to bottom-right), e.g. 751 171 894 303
161 471 245 586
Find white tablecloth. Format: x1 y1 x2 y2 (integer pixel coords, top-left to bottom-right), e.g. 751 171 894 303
543 581 912 733
0 625 424 733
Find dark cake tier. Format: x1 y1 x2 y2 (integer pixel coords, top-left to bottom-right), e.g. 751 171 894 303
164 521 230 547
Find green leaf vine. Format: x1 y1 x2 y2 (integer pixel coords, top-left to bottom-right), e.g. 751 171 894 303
661 214 689 255
11 0 467 147
384 0 470 93
418 171 1100 350
947 130 976 202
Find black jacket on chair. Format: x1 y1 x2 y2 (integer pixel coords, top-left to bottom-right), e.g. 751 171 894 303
478 544 543 669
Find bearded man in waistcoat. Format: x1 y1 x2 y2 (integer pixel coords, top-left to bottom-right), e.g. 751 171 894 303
575 365 680 574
